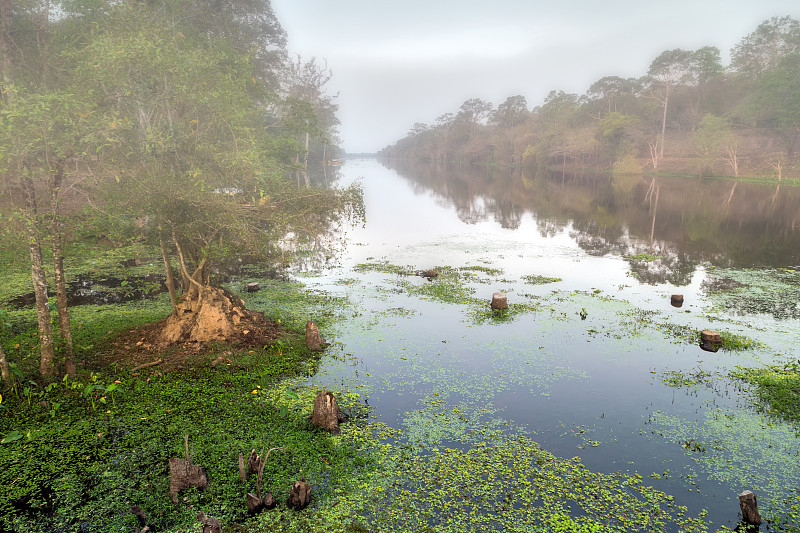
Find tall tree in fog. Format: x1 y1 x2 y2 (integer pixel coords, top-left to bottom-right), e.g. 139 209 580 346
646 49 694 168
283 55 339 179
731 15 800 81
457 98 493 138
492 95 528 129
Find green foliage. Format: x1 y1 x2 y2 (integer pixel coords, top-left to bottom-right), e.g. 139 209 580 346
732 362 800 425
521 274 562 284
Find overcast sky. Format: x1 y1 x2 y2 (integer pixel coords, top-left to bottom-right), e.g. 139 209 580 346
271 1 799 153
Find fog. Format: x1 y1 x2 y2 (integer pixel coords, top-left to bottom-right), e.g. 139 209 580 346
272 0 800 153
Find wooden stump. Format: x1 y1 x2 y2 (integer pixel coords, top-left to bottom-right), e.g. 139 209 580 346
739 490 762 526
244 447 284 515
131 505 153 533
246 282 260 292
670 294 684 307
287 480 311 510
169 436 208 503
305 321 325 352
491 292 508 310
700 329 722 353
197 512 222 533
311 391 344 434
246 449 262 475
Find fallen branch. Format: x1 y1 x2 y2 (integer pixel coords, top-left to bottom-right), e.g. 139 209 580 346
131 358 163 373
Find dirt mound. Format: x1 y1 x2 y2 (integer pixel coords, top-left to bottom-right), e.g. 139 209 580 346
98 304 282 373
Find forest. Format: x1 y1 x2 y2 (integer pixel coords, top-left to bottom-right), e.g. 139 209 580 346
380 15 800 179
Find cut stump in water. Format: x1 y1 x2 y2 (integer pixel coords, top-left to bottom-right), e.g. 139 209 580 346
245 447 284 515
287 480 311 510
169 435 208 504
739 490 762 525
197 512 222 533
305 321 325 352
671 294 684 307
131 505 153 533
311 391 344 434
700 329 722 352
491 292 508 310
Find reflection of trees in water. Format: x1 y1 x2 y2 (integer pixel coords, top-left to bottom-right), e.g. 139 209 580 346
383 160 800 278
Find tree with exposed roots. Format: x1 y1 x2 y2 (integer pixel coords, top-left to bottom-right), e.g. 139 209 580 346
69 5 363 345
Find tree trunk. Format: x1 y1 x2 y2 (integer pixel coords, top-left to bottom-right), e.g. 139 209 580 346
23 177 56 378
0 342 9 387
49 166 75 377
159 230 178 308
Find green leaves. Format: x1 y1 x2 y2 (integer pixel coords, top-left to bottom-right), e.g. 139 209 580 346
1 431 24 444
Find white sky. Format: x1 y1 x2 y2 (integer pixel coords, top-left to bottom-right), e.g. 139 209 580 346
271 0 800 153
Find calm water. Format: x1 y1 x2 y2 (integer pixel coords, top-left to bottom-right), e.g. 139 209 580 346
298 159 800 530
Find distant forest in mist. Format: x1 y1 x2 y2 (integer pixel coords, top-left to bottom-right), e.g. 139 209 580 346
380 16 800 179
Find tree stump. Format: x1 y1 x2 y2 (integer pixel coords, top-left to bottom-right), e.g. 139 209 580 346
305 321 325 352
197 512 222 533
246 282 260 292
700 329 722 352
670 294 684 307
287 480 311 510
246 449 262 475
739 490 762 526
131 505 153 533
169 436 208 503
238 453 247 482
491 292 508 310
245 447 284 515
311 391 344 434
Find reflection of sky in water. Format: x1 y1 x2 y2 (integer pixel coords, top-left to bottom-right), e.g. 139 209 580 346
298 158 800 530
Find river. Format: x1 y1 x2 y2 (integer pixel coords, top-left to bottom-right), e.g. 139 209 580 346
296 158 800 531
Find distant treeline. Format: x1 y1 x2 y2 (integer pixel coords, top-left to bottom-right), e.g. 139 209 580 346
380 16 800 179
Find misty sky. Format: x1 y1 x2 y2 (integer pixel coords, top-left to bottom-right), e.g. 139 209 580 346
272 1 799 153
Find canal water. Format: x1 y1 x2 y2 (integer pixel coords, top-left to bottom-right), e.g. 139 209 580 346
296 158 800 530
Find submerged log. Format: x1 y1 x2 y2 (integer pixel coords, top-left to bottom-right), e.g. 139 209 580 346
305 321 325 352
739 490 762 526
311 391 345 434
491 292 508 310
287 480 311 510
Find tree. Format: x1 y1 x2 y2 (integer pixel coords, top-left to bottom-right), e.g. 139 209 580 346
492 95 528 129
587 76 640 114
750 52 800 153
694 114 740 177
731 16 800 81
646 49 694 168
457 98 493 137
67 5 362 344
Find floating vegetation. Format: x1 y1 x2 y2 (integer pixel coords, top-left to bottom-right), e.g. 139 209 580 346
661 368 714 389
624 253 661 262
522 274 562 285
648 409 800 509
359 435 710 533
467 300 540 325
731 363 800 427
703 267 800 320
353 261 414 276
